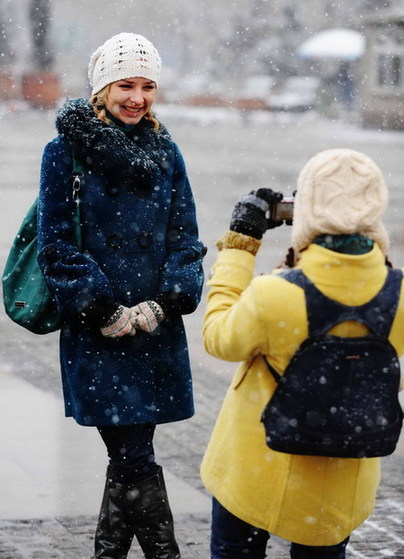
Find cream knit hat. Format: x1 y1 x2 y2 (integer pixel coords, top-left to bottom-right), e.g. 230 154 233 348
88 33 161 95
291 149 390 255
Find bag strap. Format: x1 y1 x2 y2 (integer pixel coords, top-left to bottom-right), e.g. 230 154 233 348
263 355 282 384
263 267 403 384
71 146 84 249
71 148 84 206
280 268 402 338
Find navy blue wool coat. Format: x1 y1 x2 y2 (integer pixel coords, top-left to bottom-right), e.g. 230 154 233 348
37 99 205 426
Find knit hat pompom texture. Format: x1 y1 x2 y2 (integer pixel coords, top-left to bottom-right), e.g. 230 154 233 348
291 148 390 255
88 33 161 95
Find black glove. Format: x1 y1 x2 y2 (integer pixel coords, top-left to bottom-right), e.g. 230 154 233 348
230 188 283 239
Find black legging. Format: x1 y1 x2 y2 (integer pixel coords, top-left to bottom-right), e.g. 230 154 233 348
97 424 159 484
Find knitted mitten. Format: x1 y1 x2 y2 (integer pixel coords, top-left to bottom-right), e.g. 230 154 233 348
100 305 135 337
130 301 165 333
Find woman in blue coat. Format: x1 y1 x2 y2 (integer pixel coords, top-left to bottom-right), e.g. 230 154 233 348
37 33 205 559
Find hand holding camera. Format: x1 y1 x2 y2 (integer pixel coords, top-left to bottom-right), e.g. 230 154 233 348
230 188 292 240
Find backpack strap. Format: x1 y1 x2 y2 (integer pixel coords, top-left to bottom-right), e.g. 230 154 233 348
262 355 283 384
281 268 403 338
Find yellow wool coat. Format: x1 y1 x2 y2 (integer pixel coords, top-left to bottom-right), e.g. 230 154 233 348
201 242 404 546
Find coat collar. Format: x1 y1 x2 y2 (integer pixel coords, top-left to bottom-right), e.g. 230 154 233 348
297 243 388 295
56 98 172 188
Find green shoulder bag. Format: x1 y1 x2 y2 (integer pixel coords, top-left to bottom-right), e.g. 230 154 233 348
2 153 84 334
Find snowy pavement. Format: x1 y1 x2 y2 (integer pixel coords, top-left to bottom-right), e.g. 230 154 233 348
0 365 210 520
0 105 403 557
0 359 402 559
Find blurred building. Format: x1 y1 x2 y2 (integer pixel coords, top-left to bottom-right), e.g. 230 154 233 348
360 1 404 129
0 0 403 130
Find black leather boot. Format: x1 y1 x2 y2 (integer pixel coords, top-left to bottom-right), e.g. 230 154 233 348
130 466 181 559
93 466 180 559
92 467 136 559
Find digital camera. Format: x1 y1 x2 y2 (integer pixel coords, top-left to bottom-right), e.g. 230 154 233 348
270 197 294 222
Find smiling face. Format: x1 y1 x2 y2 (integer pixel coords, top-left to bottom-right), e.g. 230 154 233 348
105 77 157 125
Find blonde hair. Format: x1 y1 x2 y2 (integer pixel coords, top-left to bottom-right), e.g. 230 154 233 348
89 84 160 132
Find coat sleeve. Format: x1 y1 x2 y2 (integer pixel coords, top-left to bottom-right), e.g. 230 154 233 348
37 137 115 323
202 248 269 362
157 144 205 315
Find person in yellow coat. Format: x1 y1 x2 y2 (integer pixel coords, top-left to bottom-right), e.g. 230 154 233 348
201 149 404 559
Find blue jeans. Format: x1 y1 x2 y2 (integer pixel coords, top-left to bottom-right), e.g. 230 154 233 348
211 498 350 559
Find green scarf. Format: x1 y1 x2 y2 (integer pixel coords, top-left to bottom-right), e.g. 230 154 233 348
106 109 137 136
312 234 374 255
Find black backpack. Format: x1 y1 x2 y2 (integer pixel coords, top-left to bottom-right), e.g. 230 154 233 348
261 268 404 458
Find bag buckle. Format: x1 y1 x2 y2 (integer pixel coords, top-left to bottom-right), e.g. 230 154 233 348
72 174 82 203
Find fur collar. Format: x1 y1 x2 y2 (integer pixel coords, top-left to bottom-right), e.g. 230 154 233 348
56 98 172 187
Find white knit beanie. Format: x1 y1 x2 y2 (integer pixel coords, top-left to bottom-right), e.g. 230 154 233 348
291 149 390 256
88 33 161 95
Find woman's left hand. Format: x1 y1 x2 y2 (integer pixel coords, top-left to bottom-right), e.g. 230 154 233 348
100 305 136 337
130 301 165 333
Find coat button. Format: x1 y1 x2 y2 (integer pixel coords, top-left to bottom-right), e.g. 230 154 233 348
44 246 56 257
137 232 152 248
105 182 120 197
106 232 124 249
